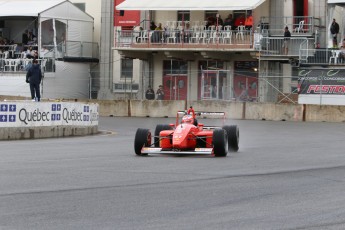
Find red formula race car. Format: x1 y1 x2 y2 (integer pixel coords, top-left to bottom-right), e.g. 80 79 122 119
134 111 239 157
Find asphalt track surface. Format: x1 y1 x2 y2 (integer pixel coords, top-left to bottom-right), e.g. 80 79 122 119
1 117 345 230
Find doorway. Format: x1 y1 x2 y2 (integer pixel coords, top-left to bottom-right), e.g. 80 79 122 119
163 75 187 100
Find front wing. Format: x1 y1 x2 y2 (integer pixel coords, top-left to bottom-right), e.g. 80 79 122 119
141 147 214 155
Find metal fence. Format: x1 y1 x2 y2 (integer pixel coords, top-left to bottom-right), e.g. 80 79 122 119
299 48 345 65
115 29 254 48
108 70 299 104
259 37 313 57
259 16 320 36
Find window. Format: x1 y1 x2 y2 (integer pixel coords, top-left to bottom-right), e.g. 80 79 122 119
113 83 139 92
198 60 224 70
73 3 86 12
177 11 190 21
121 59 133 79
205 11 218 20
163 60 187 75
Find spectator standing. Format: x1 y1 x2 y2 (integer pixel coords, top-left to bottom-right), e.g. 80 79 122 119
217 15 223 26
145 86 155 100
26 59 43 102
22 30 29 45
156 85 165 100
245 13 253 29
330 18 340 48
234 14 245 29
283 26 291 55
223 14 234 28
150 21 157 30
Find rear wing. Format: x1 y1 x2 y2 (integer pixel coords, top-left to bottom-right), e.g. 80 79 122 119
176 111 226 126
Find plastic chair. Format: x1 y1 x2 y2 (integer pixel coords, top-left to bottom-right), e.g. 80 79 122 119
4 59 16 71
136 30 148 43
329 50 338 64
190 32 201 43
222 31 232 44
294 20 304 33
236 25 245 40
167 31 177 43
208 31 219 43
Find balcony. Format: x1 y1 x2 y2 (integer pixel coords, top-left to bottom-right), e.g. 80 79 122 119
259 16 320 37
41 41 99 62
258 37 315 59
115 28 254 51
299 48 345 66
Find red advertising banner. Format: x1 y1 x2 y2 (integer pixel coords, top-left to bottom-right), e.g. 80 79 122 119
114 0 140 27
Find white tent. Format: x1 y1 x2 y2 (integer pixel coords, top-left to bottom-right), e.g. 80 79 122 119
0 0 96 99
0 0 94 58
116 0 266 11
328 0 345 3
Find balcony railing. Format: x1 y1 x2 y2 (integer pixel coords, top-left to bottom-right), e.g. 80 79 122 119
259 37 314 57
299 48 345 65
115 28 254 49
42 41 99 60
259 16 320 36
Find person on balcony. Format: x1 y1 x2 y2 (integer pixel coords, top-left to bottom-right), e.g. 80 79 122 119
22 30 29 45
150 21 156 31
330 18 339 48
245 13 253 30
223 14 234 28
152 23 163 43
234 14 245 30
183 23 192 43
217 15 223 26
283 26 291 55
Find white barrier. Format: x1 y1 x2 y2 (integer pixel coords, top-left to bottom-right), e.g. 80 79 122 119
0 101 99 140
0 101 99 127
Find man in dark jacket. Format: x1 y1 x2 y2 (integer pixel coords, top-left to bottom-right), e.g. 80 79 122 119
330 19 340 48
26 59 43 101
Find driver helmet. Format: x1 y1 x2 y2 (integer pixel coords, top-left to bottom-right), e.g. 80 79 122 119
182 114 193 124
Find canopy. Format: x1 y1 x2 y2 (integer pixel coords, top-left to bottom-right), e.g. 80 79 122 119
0 0 65 17
116 0 266 11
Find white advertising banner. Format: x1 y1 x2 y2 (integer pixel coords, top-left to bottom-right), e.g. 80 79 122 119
0 102 98 127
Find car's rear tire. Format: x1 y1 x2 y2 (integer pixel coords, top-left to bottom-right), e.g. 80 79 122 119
213 129 228 157
134 128 151 156
154 124 172 147
222 125 239 152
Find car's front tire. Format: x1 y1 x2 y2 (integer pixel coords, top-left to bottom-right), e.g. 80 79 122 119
134 128 151 156
213 129 228 157
222 125 239 152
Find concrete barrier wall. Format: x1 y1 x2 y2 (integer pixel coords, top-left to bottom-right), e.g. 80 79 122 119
130 100 185 117
305 105 345 122
3 96 345 123
245 103 304 121
97 100 129 117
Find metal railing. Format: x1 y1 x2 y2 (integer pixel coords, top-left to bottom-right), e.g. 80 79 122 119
299 48 345 65
65 41 99 59
259 37 312 56
115 29 254 49
259 16 320 36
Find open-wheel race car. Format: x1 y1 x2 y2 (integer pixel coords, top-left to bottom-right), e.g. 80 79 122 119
134 109 239 157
